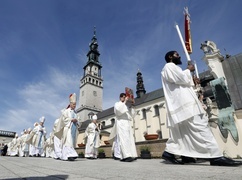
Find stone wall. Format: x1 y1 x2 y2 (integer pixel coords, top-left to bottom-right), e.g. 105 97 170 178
75 139 168 158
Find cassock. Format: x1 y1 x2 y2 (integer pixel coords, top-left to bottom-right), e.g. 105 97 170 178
84 122 100 158
111 101 137 159
161 62 222 158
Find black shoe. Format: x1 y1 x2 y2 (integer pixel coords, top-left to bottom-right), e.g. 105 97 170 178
37 154 41 157
210 157 242 166
68 157 75 161
162 151 184 165
113 156 120 160
132 157 138 161
120 157 134 162
181 156 196 163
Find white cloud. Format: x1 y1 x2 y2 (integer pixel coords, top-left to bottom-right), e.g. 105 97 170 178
0 67 80 134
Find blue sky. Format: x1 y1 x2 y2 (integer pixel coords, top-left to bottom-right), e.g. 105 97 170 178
0 0 241 135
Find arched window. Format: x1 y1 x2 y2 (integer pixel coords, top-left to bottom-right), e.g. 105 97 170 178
111 118 115 126
102 121 105 127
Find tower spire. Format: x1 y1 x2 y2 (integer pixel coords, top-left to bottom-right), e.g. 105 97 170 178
93 26 96 37
136 69 146 98
77 28 103 121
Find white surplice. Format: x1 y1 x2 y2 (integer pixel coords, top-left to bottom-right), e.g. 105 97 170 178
111 101 137 159
84 122 100 158
55 108 80 160
161 62 222 158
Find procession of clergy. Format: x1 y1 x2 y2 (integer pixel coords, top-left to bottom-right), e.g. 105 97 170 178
5 93 106 161
5 90 138 162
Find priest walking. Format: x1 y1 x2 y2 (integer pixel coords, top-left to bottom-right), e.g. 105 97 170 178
84 114 101 159
161 50 242 166
110 93 137 162
55 93 81 161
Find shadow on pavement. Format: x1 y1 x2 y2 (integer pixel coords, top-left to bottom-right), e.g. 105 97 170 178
4 174 69 180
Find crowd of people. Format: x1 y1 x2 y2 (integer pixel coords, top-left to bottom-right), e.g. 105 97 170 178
3 117 46 157
2 93 81 161
2 50 242 166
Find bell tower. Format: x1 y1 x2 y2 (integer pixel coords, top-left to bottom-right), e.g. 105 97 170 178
136 69 146 98
77 27 103 121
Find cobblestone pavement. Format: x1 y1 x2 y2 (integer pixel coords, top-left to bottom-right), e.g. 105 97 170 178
0 156 242 180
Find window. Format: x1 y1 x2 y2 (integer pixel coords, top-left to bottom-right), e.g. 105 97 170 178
93 91 97 96
82 91 84 96
157 130 163 139
111 118 115 126
142 109 147 119
102 121 105 127
154 105 160 116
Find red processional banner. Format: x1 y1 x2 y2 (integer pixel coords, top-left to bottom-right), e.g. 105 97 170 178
184 7 192 54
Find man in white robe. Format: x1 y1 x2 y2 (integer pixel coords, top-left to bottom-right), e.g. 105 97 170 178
34 117 47 157
161 50 241 166
55 93 81 161
19 129 29 157
9 134 19 156
110 93 137 162
18 131 25 157
53 118 62 160
84 114 100 159
25 122 39 157
22 128 32 157
44 133 55 158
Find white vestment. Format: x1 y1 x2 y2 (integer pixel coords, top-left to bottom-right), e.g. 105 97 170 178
19 133 28 157
55 108 80 160
33 124 46 156
25 128 38 155
44 136 55 158
111 101 137 159
52 119 62 159
84 122 100 158
9 137 19 156
161 62 222 158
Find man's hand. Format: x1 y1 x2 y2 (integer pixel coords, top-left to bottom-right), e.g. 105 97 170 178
187 63 195 72
193 76 200 85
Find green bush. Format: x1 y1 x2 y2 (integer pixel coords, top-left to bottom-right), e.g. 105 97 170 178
98 148 105 153
140 146 150 153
